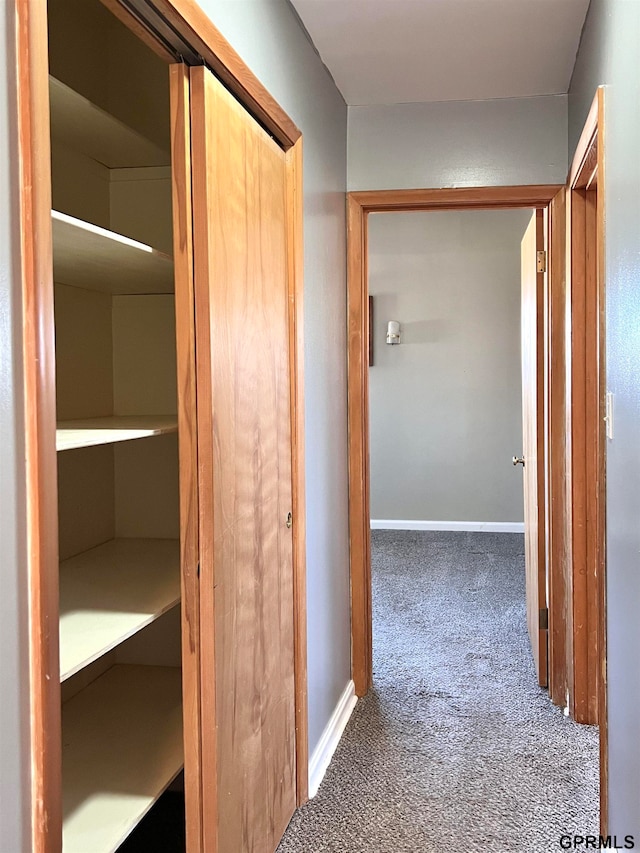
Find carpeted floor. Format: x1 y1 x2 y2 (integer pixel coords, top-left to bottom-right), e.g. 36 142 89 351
278 530 599 852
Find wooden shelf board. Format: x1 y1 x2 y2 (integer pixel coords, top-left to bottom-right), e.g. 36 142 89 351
56 415 178 452
63 664 183 853
49 76 170 169
59 539 180 681
52 210 174 295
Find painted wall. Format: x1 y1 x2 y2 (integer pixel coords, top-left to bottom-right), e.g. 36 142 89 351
0 3 31 850
348 95 568 190
569 0 640 835
368 209 529 525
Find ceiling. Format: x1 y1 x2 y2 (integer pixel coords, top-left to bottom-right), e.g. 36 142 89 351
289 0 591 105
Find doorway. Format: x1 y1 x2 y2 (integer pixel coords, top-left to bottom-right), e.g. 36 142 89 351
346 172 607 828
347 185 563 697
367 208 529 537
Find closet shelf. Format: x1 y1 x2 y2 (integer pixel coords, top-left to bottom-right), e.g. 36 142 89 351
49 76 170 169
56 415 178 451
52 210 174 295
62 664 183 853
59 538 180 681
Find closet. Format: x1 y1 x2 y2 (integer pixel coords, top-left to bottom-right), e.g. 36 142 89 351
48 0 184 848
19 0 306 849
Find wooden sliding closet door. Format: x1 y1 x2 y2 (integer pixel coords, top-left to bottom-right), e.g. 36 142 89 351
190 66 296 853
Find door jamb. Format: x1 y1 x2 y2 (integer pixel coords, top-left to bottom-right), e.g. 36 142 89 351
567 86 607 828
15 3 308 852
347 184 563 698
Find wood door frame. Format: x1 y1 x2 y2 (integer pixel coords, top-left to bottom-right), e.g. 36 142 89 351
347 185 563 697
567 87 607 827
522 208 548 687
546 186 569 710
15 2 308 851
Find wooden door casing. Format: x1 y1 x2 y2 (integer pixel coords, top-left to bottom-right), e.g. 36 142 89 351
190 66 297 853
568 89 605 732
346 186 563 699
546 188 569 709
521 210 548 687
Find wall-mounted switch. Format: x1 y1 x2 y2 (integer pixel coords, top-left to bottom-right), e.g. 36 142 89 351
605 391 614 440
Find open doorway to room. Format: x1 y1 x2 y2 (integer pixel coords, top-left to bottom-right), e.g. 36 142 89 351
339 174 608 848
367 208 528 539
364 205 598 846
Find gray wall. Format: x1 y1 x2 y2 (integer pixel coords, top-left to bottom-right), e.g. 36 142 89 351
569 0 640 836
199 1 351 756
0 2 31 849
348 95 568 190
368 209 528 524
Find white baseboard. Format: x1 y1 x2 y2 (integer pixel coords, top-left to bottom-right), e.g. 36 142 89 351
308 680 357 798
370 519 525 533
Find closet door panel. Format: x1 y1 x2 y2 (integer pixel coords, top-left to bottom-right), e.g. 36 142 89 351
190 65 296 853
170 63 203 853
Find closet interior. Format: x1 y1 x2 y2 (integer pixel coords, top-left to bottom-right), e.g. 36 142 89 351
48 0 185 848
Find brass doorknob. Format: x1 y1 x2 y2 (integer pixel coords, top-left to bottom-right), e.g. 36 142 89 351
286 512 293 529
513 456 525 467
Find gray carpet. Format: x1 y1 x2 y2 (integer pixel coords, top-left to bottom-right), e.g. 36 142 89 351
278 530 599 852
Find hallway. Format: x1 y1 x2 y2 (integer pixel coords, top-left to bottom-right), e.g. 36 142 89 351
279 531 598 852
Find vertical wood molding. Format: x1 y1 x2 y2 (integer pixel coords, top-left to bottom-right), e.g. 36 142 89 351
564 188 575 717
169 62 203 853
15 2 62 851
547 187 569 708
568 88 604 730
569 187 589 721
584 188 599 724
285 138 309 806
347 195 372 698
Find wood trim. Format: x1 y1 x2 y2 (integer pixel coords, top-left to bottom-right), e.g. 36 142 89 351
169 63 203 853
349 185 562 212
569 187 588 722
568 89 605 732
569 93 599 190
347 195 372 697
585 188 599 721
535 209 548 687
15 2 62 851
285 138 309 805
546 188 569 707
347 184 562 701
